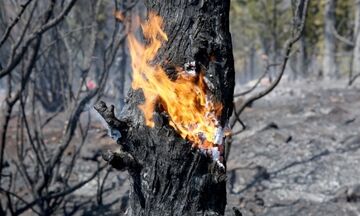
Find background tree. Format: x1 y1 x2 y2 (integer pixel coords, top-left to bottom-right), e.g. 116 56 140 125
230 0 293 82
323 0 338 78
351 0 360 84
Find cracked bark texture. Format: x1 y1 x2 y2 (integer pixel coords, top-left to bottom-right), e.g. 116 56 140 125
97 1 235 215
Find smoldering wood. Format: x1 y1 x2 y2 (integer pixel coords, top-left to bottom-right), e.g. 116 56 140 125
95 0 235 215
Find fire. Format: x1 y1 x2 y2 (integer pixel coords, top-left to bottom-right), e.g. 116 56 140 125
127 12 223 149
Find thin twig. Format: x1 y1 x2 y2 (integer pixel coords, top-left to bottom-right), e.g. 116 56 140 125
331 25 354 47
234 63 280 98
13 165 106 215
349 72 360 85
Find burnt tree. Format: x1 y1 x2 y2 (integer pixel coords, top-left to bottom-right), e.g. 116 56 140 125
95 1 234 215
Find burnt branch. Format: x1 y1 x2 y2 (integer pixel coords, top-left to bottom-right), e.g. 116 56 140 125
13 165 106 216
0 187 42 215
0 0 78 79
0 33 42 184
231 63 280 130
331 24 354 47
94 101 129 141
233 207 243 216
349 72 360 86
0 0 33 48
233 63 279 98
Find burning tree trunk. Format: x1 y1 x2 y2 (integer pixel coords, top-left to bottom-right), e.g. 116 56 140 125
96 1 234 215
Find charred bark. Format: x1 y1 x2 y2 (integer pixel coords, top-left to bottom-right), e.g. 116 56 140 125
96 1 235 215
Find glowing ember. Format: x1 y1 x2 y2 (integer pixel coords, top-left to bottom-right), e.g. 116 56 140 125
127 12 223 149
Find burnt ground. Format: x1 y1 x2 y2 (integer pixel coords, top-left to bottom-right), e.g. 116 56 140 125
225 79 360 216
2 79 360 215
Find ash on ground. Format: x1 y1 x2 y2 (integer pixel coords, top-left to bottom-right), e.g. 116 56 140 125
225 79 360 216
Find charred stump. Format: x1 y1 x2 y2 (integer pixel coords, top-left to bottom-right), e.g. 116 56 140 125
95 1 235 215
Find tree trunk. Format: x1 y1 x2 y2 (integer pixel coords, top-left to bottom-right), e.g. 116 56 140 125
297 35 308 79
249 45 256 81
351 0 360 82
323 0 337 78
96 1 235 216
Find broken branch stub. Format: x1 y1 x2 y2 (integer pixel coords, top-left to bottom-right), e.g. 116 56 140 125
102 149 139 171
94 101 129 143
95 101 139 171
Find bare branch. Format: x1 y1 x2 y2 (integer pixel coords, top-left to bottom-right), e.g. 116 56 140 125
349 72 360 85
97 167 111 205
0 187 42 215
331 25 354 47
0 0 78 79
0 35 42 184
13 165 106 215
0 0 33 48
234 63 279 98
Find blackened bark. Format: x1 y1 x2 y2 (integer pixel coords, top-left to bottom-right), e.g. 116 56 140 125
97 1 235 215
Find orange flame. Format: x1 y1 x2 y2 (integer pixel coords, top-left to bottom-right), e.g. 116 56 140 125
128 12 222 149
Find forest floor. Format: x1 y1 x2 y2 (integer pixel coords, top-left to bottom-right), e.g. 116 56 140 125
226 79 360 216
